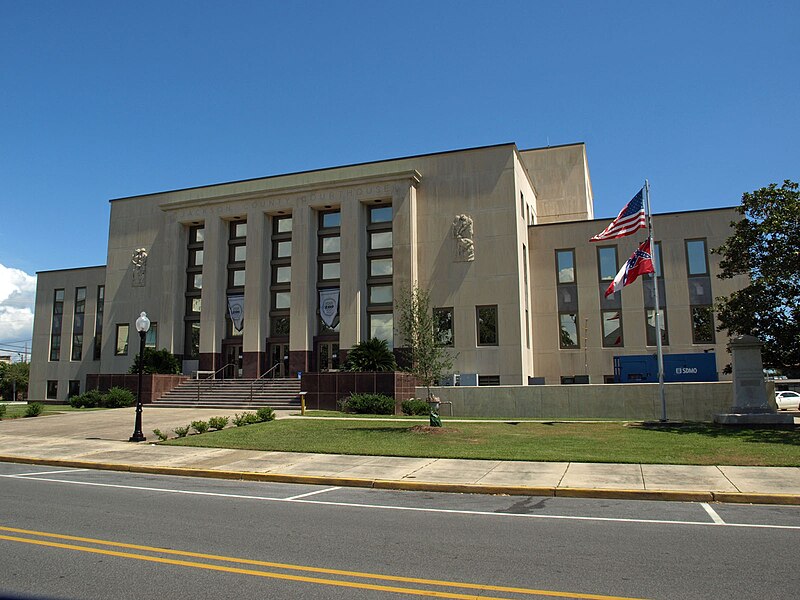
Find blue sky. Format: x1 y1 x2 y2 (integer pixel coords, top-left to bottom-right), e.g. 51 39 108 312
0 0 797 352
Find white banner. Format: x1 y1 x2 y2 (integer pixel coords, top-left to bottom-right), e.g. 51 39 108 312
319 288 339 328
227 294 245 331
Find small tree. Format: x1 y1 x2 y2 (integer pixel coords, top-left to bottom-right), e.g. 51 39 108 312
0 361 29 401
395 286 455 401
712 180 800 376
128 348 181 375
342 338 397 372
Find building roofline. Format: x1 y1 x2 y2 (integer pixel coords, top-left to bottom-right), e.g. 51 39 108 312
36 265 106 275
519 141 586 153
110 142 519 202
529 205 739 228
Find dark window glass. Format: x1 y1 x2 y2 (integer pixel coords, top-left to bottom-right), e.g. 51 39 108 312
271 316 290 337
646 309 669 346
46 380 58 400
185 322 200 359
434 308 454 347
691 306 715 344
146 323 158 348
68 380 80 398
559 313 579 349
115 324 129 355
476 306 498 346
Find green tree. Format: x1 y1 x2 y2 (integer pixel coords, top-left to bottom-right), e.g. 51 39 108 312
712 180 800 376
396 286 456 401
341 338 398 372
0 361 30 401
128 348 181 375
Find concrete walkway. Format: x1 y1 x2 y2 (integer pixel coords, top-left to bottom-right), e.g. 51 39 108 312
1 407 799 505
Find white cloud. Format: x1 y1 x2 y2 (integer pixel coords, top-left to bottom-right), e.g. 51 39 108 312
0 263 36 350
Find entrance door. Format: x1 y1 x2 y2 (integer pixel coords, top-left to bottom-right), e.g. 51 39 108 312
317 341 340 372
269 343 290 378
223 343 243 379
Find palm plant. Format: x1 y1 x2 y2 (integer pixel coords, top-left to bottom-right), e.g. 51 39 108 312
342 338 397 372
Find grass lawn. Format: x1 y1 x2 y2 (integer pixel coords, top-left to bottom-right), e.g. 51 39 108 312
301 410 624 421
164 419 800 466
0 404 109 419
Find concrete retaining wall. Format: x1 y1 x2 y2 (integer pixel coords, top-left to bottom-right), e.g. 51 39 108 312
417 382 736 421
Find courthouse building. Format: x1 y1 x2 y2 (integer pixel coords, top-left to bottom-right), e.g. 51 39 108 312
30 142 746 402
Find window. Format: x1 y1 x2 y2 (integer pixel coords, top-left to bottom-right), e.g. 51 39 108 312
559 313 579 349
434 307 454 346
275 216 292 233
369 206 392 223
369 313 393 349
686 239 708 275
476 305 498 346
321 211 341 228
597 247 618 282
185 224 203 358
46 380 58 400
479 375 500 386
646 309 669 346
271 316 290 336
273 266 291 284
145 323 158 349
93 285 104 360
601 310 623 347
370 231 392 250
556 250 575 284
370 258 393 276
369 285 393 305
115 324 129 355
50 289 64 361
274 291 291 310
320 236 341 254
270 214 292 338
71 287 86 361
691 306 715 344
68 380 80 398
275 240 292 258
320 261 340 281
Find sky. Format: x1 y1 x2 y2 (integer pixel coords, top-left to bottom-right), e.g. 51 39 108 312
0 0 798 357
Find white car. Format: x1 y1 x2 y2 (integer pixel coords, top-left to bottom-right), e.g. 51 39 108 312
774 390 800 410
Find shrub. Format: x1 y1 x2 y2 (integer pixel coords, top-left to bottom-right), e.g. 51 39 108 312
103 387 136 408
152 428 169 441
208 416 229 431
0 404 6 419
255 407 275 422
24 402 43 417
128 348 181 375
342 393 395 415
341 338 397 372
70 389 103 408
173 425 190 438
191 420 209 434
401 398 431 416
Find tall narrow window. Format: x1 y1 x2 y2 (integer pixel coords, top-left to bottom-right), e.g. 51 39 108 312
366 204 393 347
556 249 579 349
598 246 623 346
643 241 667 346
686 238 714 344
71 287 86 360
318 209 341 335
50 289 64 361
476 305 498 346
270 214 292 339
226 219 246 338
184 224 203 359
93 285 104 360
115 324 129 356
434 307 454 347
646 309 669 346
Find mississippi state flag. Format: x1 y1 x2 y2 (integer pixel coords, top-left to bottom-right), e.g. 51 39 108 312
605 240 655 297
590 188 647 242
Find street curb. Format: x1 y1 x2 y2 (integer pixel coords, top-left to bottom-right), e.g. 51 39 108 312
2 455 800 505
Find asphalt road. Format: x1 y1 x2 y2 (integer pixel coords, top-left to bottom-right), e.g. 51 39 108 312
1 462 798 600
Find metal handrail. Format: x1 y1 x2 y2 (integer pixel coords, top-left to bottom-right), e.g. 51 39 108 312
250 363 281 403
196 362 236 402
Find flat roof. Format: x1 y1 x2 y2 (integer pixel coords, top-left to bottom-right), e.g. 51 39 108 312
529 205 739 228
110 141 525 202
36 265 106 275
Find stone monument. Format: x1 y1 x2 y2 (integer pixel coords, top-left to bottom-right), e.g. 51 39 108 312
714 335 793 425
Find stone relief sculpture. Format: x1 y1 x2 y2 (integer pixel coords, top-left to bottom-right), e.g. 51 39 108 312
131 248 148 287
452 214 475 262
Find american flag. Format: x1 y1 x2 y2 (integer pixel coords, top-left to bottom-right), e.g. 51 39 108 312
590 188 647 242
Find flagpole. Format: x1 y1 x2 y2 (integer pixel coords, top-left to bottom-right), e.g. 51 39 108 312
645 180 667 421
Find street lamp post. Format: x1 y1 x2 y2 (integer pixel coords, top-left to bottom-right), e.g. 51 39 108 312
129 311 150 442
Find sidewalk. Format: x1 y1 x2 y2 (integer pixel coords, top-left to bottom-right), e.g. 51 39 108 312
1 407 799 505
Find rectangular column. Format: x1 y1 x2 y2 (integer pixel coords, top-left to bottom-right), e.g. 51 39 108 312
198 217 226 372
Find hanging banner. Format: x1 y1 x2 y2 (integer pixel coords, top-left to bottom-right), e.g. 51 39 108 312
227 294 245 332
319 288 340 328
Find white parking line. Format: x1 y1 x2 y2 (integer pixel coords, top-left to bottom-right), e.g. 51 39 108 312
284 486 341 500
11 469 89 477
2 473 798 531
701 502 726 524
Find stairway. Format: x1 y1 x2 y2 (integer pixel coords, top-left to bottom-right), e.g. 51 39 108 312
151 377 302 410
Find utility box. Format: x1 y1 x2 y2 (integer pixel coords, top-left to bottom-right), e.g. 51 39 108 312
614 353 718 383
459 373 479 386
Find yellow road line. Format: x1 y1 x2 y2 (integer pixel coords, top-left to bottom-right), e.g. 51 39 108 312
0 525 648 600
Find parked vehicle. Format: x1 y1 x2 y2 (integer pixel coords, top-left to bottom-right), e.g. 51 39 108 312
774 390 800 410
